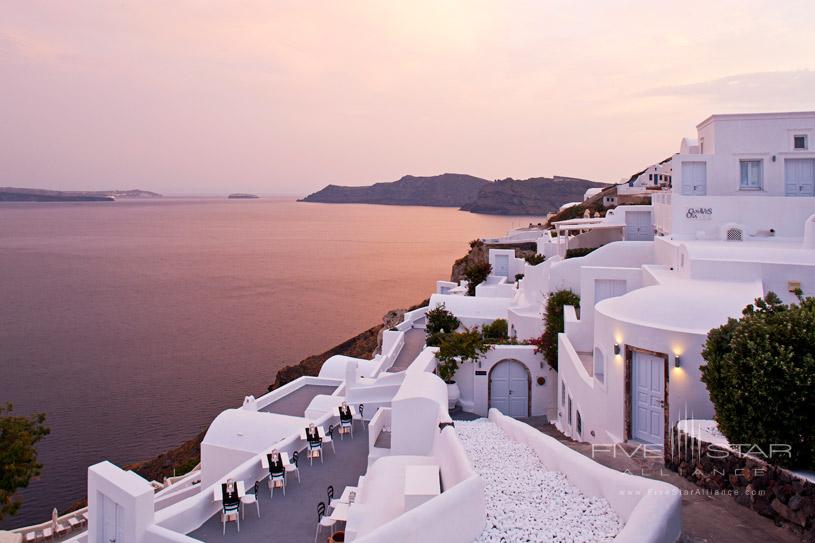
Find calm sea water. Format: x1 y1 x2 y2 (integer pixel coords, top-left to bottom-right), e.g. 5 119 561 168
0 198 541 527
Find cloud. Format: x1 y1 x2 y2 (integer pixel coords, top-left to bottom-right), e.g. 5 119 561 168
642 70 815 110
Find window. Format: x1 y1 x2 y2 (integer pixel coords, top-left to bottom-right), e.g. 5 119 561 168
561 382 565 406
794 135 808 150
576 411 582 436
648 174 653 181
567 396 572 426
740 160 763 190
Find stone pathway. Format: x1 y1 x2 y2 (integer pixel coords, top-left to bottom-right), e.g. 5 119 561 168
457 419 622 543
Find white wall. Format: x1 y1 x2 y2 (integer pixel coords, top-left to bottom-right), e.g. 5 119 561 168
454 344 557 419
87 462 155 543
489 410 682 543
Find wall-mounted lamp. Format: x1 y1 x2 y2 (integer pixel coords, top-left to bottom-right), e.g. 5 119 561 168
614 343 621 355
674 355 681 368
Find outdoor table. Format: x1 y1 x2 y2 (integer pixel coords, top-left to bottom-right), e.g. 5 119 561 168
261 451 292 470
339 486 358 504
328 502 350 523
213 480 245 502
404 465 440 511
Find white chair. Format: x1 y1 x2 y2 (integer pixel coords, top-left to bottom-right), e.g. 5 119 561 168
269 471 286 497
222 502 240 534
314 502 337 543
323 425 337 452
308 440 323 465
241 481 261 519
286 450 301 483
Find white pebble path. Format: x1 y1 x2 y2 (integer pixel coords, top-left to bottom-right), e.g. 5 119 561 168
456 419 623 543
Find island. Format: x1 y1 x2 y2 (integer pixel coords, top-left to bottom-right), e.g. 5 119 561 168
300 173 607 215
227 193 260 199
0 187 162 202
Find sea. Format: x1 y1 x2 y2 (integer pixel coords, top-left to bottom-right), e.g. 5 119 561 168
0 197 544 528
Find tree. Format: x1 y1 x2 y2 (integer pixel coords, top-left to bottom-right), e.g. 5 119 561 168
532 289 580 371
435 329 492 383
425 304 460 338
0 403 49 521
700 292 815 468
464 261 492 296
524 254 546 266
482 319 508 342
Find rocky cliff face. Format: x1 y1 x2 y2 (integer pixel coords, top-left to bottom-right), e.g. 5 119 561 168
460 176 607 215
300 173 489 207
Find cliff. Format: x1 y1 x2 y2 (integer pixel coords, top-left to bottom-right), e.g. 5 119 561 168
460 176 607 215
0 187 161 202
299 173 489 207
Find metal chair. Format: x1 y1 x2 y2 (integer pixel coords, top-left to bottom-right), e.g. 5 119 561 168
314 502 337 543
241 481 260 519
327 485 341 511
285 450 301 483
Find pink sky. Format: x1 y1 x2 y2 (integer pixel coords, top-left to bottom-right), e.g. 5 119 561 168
1 1 814 195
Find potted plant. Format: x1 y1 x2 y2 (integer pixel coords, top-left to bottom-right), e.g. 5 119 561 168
435 328 492 410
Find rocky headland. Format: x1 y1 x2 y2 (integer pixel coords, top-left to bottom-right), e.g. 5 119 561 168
0 187 161 202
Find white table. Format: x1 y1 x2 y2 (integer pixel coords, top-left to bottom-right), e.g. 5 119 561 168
328 502 350 523
339 486 358 504
213 480 246 502
299 426 326 441
260 451 291 470
404 465 440 511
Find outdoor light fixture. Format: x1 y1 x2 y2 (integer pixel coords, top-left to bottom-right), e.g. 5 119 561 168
614 343 621 355
674 355 681 368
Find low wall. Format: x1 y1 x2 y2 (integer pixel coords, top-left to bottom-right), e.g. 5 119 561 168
489 409 682 543
353 427 486 543
666 422 815 537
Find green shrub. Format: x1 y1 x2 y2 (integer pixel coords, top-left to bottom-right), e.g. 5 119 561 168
425 303 460 337
532 289 580 370
469 239 484 249
524 254 546 265
436 328 492 383
464 261 492 296
700 292 815 468
482 319 508 342
514 273 525 283
565 247 597 259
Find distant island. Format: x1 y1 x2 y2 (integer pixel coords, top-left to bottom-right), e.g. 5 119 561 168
228 193 260 199
299 173 607 215
0 187 162 202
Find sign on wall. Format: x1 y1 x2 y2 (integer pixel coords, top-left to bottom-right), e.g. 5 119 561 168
685 207 713 220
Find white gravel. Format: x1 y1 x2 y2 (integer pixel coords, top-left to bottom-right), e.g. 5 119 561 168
456 419 623 543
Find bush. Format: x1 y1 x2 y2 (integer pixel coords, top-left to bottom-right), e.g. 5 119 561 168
482 319 508 342
425 303 460 337
700 292 815 468
469 239 484 249
464 261 492 295
524 254 546 265
532 289 580 370
565 247 597 259
0 404 49 520
436 328 492 383
514 273 525 283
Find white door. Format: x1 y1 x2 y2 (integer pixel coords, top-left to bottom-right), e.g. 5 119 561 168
100 494 124 543
624 210 653 241
785 159 815 196
594 279 627 305
681 161 707 196
632 352 665 444
494 255 509 277
490 360 529 418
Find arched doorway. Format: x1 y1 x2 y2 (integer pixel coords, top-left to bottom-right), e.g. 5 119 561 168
488 359 530 418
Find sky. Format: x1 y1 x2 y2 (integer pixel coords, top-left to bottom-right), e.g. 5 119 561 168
1 1 814 196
